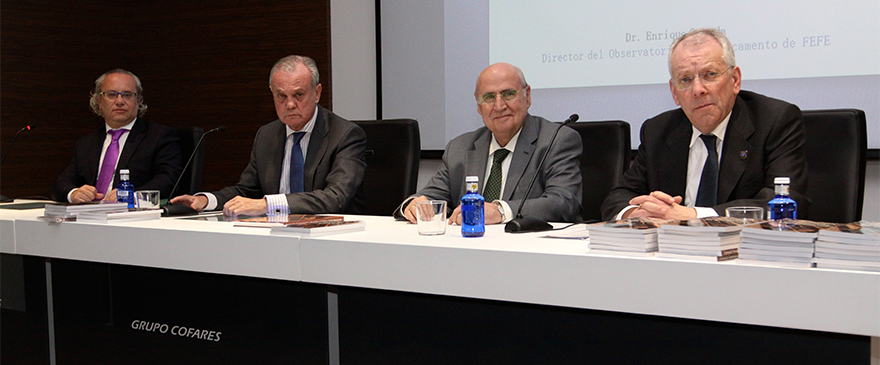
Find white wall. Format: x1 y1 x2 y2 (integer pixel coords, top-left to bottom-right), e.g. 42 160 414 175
331 0 377 120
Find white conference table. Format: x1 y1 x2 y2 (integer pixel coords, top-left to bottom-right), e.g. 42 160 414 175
1 204 878 362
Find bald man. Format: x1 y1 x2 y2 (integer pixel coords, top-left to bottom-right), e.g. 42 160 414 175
396 62 582 225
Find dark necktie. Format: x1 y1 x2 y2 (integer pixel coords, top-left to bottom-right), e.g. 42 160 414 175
96 129 127 195
483 148 510 201
695 134 719 207
289 132 306 193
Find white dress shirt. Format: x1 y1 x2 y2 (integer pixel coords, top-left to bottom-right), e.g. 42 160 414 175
67 118 137 202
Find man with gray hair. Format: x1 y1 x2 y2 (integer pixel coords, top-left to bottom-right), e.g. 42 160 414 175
171 55 366 215
601 28 809 221
395 62 582 225
53 69 182 203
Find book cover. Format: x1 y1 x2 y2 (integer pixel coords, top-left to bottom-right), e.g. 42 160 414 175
233 214 344 228
659 216 745 234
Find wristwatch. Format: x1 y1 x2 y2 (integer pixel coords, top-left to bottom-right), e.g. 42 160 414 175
493 200 505 219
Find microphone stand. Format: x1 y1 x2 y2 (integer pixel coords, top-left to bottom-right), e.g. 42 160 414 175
1 125 34 167
162 126 226 217
504 114 578 233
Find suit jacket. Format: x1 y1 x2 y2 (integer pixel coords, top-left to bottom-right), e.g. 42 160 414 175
601 90 809 220
52 119 183 202
213 105 366 214
397 114 583 223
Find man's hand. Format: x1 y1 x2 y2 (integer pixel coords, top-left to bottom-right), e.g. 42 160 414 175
626 191 695 220
402 196 429 223
102 189 118 202
448 202 503 225
169 194 209 212
222 196 268 216
70 185 103 203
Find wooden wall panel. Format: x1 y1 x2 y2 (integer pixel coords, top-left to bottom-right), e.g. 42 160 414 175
1 0 332 198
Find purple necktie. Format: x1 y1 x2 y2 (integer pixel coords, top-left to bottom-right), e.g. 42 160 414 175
96 129 127 195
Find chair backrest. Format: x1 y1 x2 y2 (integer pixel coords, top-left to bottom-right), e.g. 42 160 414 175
566 121 631 222
801 109 867 223
174 126 205 197
352 119 420 216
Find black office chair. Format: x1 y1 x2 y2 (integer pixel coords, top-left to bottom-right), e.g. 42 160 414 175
173 126 205 197
352 119 420 216
801 109 867 223
566 121 631 222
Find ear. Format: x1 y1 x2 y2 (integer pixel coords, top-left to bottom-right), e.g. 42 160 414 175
523 85 531 109
475 92 483 115
314 83 323 103
669 80 681 106
731 66 742 95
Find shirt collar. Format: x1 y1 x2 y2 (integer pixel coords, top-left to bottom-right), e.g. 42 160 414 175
106 118 137 132
490 127 521 155
689 111 731 148
285 106 319 136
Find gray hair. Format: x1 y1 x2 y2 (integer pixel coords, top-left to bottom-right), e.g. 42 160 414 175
89 69 147 117
269 55 320 88
668 28 736 77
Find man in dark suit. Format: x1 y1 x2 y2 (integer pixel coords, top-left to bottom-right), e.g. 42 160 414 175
601 28 808 221
171 55 366 215
396 62 582 225
52 69 182 203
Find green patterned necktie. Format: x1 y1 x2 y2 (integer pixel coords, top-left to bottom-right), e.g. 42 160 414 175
483 148 510 201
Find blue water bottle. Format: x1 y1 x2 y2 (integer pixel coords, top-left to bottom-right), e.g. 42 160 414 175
767 177 796 220
116 169 136 209
460 176 485 237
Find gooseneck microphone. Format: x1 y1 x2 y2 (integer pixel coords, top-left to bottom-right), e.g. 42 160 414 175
1 124 34 167
504 114 578 233
162 126 226 217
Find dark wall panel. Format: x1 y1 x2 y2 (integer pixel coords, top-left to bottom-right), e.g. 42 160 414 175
1 0 332 198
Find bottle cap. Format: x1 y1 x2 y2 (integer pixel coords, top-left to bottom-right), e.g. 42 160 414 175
466 176 479 183
774 177 790 184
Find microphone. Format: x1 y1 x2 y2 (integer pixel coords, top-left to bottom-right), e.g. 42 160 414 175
162 126 226 217
1 124 34 167
504 114 578 233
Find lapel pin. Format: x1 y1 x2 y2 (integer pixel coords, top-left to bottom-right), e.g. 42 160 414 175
739 150 748 160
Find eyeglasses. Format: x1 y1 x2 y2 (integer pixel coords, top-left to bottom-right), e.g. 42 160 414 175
671 66 734 90
478 88 525 105
100 91 138 100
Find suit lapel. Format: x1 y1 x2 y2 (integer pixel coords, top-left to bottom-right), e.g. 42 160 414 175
304 107 328 191
718 97 753 202
266 122 286 194
504 115 538 199
86 128 106 185
117 119 147 173
465 129 491 197
657 116 691 197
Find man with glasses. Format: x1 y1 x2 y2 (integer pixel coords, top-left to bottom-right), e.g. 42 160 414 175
601 28 809 221
396 62 582 225
170 55 366 215
52 69 182 203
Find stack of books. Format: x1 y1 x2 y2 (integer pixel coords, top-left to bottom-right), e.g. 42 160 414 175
657 217 744 261
233 214 344 228
588 218 665 257
43 201 130 220
77 209 162 223
270 220 366 237
813 221 880 272
739 219 820 267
